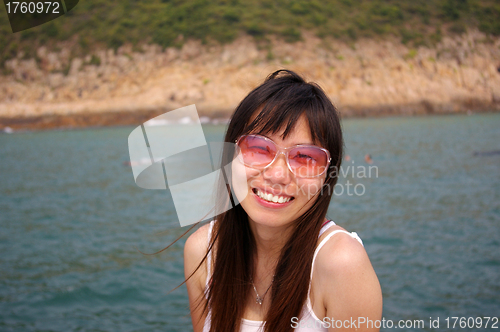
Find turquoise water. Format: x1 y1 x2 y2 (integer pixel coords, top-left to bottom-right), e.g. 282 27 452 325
0 114 499 331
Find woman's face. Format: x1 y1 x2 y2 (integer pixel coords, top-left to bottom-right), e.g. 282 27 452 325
231 115 326 229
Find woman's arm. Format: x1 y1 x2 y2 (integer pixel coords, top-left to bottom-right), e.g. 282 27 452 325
315 232 383 332
184 224 210 332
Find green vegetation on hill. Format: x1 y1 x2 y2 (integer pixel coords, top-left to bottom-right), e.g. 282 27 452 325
1 0 499 67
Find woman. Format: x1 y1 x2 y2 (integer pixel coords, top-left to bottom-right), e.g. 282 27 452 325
184 70 382 332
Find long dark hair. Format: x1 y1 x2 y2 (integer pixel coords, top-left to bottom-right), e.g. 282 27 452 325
203 69 343 332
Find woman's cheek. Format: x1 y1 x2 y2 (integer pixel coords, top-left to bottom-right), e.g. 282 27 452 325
230 157 259 204
297 178 325 200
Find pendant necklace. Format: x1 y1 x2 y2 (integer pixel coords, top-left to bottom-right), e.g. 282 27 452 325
251 276 275 305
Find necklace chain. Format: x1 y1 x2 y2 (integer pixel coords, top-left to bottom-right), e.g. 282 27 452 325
251 276 274 305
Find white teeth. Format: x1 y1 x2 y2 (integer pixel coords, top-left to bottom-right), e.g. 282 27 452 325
255 189 291 204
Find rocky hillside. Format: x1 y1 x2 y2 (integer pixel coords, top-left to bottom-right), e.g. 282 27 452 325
1 30 499 130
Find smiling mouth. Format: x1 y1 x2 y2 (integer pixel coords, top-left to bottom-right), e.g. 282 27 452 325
253 188 294 204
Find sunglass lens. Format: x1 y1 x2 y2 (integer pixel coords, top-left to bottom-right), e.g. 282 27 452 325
238 136 276 167
288 147 328 177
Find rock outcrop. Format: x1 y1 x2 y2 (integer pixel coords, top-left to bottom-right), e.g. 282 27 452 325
1 30 499 130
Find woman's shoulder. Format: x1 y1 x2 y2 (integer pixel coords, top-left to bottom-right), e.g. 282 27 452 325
184 223 212 332
313 224 383 323
184 222 211 261
315 224 370 279
184 223 211 294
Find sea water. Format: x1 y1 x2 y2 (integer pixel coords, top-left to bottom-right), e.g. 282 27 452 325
0 113 499 331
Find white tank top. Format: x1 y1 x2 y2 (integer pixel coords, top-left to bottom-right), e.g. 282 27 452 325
202 220 363 332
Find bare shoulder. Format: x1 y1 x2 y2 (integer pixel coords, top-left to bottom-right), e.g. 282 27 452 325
315 225 369 274
184 223 211 332
184 223 211 270
315 225 383 330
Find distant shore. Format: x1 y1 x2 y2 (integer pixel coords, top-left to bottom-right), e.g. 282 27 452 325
1 30 499 131
1 104 497 132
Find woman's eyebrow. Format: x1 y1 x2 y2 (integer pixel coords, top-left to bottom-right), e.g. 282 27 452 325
251 130 318 147
279 139 317 147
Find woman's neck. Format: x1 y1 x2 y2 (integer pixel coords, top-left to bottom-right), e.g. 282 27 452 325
248 218 295 267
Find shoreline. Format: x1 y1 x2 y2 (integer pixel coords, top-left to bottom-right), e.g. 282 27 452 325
2 30 500 130
1 102 498 132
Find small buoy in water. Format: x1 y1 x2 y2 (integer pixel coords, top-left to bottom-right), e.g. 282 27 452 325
200 116 211 124
473 150 500 157
3 126 13 133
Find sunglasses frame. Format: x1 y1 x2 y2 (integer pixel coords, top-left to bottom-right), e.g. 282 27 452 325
235 134 331 178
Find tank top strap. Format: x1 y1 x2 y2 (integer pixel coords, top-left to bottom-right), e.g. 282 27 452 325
311 229 363 280
318 220 335 237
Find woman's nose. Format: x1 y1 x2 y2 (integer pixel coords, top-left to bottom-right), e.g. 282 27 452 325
262 152 292 184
